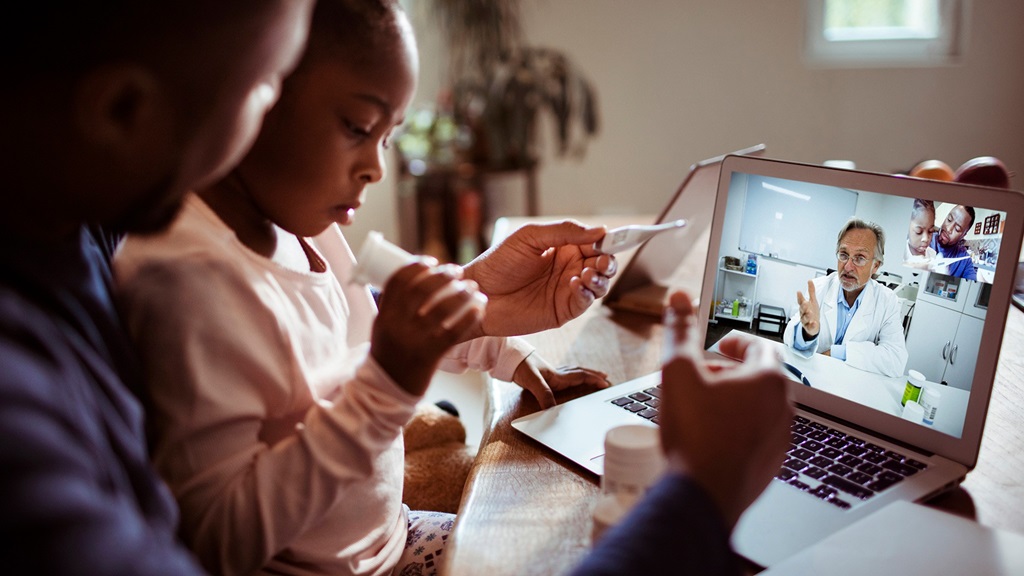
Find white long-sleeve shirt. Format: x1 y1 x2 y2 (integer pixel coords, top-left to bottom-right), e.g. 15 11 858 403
783 273 908 378
114 195 532 576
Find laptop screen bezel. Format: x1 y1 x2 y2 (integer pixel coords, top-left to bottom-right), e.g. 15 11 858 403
701 155 1024 468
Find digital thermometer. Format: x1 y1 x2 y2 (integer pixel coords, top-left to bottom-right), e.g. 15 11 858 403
593 219 687 254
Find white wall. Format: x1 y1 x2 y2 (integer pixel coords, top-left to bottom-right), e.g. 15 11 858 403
346 0 1024 253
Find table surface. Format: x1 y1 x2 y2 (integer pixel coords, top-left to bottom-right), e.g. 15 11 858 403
442 217 1024 576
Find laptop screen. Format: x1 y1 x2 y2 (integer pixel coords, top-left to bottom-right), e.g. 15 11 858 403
702 158 1021 454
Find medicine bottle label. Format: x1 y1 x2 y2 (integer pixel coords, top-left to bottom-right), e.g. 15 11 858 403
901 382 922 406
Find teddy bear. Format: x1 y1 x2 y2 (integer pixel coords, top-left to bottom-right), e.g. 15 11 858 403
402 402 477 514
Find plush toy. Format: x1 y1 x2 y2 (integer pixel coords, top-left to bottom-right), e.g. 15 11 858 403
403 402 476 514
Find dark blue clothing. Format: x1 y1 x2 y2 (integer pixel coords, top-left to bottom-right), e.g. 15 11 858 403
929 233 977 280
0 226 204 574
572 474 742 576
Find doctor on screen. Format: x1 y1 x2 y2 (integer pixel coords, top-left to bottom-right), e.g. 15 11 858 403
784 218 909 378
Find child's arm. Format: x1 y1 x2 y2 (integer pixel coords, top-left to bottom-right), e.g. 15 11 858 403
438 337 610 409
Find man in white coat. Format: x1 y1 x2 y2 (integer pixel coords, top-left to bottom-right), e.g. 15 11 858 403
784 218 908 378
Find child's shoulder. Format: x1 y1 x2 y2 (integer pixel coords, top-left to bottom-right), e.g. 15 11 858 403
117 195 241 274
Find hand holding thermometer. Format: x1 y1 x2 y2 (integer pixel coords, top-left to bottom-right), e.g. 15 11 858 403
593 219 687 254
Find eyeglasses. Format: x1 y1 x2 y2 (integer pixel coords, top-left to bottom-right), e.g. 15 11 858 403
836 252 872 267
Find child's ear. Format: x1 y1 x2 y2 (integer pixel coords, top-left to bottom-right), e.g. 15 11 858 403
73 65 165 148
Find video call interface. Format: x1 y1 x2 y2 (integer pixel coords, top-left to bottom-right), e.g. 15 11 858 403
704 172 1009 439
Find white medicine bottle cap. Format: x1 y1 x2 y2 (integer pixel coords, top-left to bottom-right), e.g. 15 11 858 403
602 425 665 497
907 370 925 387
352 231 415 287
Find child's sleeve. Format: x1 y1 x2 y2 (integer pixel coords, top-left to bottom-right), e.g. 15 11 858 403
438 336 535 382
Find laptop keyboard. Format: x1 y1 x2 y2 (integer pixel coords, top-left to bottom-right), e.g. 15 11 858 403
610 386 663 424
609 391 929 510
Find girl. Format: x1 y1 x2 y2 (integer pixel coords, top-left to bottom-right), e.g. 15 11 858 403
904 197 936 267
115 1 615 575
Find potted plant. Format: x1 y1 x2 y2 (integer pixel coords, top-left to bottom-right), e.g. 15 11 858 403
429 0 600 169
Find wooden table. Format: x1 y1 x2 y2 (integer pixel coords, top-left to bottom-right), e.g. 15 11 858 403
443 218 1024 575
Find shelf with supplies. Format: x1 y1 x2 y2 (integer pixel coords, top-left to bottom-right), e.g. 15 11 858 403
395 156 538 264
712 255 759 329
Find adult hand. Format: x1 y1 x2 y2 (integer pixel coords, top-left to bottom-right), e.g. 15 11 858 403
463 220 617 337
660 290 792 530
511 353 610 409
795 280 820 339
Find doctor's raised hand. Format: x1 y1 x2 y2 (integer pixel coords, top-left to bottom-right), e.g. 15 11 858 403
795 280 821 339
462 220 617 337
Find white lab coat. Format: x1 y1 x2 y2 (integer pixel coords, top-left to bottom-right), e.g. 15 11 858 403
784 273 908 378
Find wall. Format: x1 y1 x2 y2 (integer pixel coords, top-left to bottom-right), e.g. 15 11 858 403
345 0 1024 254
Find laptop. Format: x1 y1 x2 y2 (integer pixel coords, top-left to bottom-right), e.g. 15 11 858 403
512 154 1024 568
509 145 765 475
602 143 766 316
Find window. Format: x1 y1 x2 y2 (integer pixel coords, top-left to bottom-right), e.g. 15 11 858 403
805 0 965 67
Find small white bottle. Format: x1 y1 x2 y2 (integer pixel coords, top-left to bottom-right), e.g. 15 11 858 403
351 231 416 287
351 231 487 328
919 387 941 425
591 425 666 543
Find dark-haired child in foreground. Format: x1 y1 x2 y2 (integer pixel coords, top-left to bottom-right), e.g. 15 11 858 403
115 1 616 574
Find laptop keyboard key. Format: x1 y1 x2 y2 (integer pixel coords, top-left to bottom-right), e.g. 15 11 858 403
822 475 874 500
867 478 898 492
819 447 843 459
846 471 873 486
804 467 828 480
904 458 928 470
838 454 861 468
783 458 809 472
629 392 652 403
843 444 868 457
829 498 852 510
863 451 887 464
789 448 814 461
882 460 920 477
857 462 882 476
802 440 824 452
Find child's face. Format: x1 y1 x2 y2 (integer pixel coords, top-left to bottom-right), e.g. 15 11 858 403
907 211 933 256
236 19 419 238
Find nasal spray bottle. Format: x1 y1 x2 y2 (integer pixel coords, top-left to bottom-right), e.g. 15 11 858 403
351 231 487 329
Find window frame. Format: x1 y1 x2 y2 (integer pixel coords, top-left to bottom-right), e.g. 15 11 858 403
804 0 967 68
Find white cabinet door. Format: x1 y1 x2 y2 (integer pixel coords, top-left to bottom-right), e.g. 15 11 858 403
904 300 960 383
944 314 983 390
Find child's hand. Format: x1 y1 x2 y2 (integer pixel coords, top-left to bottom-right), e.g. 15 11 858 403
372 262 486 396
511 353 610 409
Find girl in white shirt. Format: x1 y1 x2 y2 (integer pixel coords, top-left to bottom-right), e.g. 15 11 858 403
115 1 617 575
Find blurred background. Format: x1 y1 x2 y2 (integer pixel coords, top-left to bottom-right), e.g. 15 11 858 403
346 0 1023 259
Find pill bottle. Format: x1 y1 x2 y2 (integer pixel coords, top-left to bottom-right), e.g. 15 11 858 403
351 231 415 287
902 400 925 424
592 425 665 543
919 387 941 425
901 370 925 407
352 231 486 328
